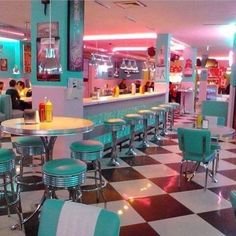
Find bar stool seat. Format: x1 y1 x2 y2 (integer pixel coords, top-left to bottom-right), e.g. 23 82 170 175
168 102 180 128
70 140 106 202
151 106 165 143
15 136 45 186
104 118 126 166
124 113 143 156
0 149 22 229
137 109 155 148
43 159 86 202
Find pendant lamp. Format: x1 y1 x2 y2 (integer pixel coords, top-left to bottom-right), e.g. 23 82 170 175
39 1 62 74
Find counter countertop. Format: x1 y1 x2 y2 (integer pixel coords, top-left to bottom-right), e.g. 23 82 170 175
83 92 166 106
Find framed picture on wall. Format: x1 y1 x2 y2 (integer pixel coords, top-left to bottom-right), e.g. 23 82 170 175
68 0 84 71
0 59 7 71
23 43 31 73
36 22 61 82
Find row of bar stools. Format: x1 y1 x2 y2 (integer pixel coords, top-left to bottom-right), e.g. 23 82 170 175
150 106 165 143
168 102 181 129
104 118 126 166
137 109 155 148
42 159 87 202
124 114 143 156
159 104 173 135
14 137 45 186
70 140 106 202
0 149 22 229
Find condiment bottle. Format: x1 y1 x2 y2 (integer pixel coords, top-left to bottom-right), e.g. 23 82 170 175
196 114 202 128
139 85 144 94
131 83 136 95
39 102 46 122
45 100 53 122
115 85 119 97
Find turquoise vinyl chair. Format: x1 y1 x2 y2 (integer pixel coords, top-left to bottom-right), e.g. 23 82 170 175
230 190 236 217
177 128 217 191
38 199 120 236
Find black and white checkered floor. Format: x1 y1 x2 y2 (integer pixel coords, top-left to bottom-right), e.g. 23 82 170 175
1 113 236 236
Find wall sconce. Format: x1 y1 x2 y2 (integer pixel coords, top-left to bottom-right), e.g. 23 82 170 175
12 65 20 74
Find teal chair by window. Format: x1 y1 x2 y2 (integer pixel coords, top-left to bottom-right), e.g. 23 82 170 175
177 128 217 191
230 190 236 217
38 199 120 236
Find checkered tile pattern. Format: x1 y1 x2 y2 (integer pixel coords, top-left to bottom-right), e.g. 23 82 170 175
1 113 236 236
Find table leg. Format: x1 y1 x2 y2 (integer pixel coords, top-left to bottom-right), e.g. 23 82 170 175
40 136 57 162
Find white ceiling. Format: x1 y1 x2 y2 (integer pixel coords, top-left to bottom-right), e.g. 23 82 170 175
0 0 235 58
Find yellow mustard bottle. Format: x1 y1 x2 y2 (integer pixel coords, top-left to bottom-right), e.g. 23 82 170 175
115 85 120 97
139 85 144 94
45 100 53 122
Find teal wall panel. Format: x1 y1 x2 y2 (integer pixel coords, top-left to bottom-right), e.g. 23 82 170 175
31 0 84 87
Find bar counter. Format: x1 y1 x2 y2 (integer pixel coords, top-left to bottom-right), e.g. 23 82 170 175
83 91 166 116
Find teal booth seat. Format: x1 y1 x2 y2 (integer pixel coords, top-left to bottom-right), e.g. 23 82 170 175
201 100 228 126
38 199 120 236
0 94 23 122
230 190 236 217
177 127 217 191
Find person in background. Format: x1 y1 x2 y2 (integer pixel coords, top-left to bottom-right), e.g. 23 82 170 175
169 82 176 102
6 79 23 110
0 81 5 94
134 80 141 93
118 79 127 90
145 81 151 92
17 81 28 97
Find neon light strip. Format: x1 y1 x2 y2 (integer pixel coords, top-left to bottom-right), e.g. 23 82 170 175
0 29 24 37
113 47 148 52
84 33 157 40
0 37 19 42
197 56 229 61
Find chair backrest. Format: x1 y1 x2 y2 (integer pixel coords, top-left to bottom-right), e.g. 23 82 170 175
38 199 120 236
177 128 211 160
201 100 228 126
0 94 11 120
230 190 236 217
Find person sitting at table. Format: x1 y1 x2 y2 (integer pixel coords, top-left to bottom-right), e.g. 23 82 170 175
0 81 5 94
17 81 29 97
118 79 127 90
6 79 26 110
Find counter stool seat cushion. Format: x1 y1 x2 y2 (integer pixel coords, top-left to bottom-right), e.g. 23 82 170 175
138 109 154 115
151 107 165 112
43 159 86 176
70 140 104 153
104 118 126 126
168 102 180 108
0 149 15 162
15 136 44 147
124 114 142 121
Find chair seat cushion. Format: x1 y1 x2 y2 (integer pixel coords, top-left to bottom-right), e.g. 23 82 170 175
0 149 15 162
104 118 126 126
211 142 221 151
124 114 143 121
184 150 215 163
70 140 104 153
151 107 165 113
43 159 86 176
15 136 44 147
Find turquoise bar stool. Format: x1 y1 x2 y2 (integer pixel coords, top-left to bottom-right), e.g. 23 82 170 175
137 109 155 148
38 199 120 236
14 136 45 186
0 149 22 229
70 140 106 202
159 104 172 135
124 113 143 156
168 102 180 130
104 118 126 166
42 159 87 202
150 106 165 143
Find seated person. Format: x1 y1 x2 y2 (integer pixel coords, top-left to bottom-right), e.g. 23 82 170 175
169 82 177 102
134 80 141 93
118 79 127 90
6 80 31 110
0 81 5 94
145 81 151 92
17 81 29 97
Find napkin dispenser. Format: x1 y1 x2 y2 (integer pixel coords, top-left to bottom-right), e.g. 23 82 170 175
24 109 40 124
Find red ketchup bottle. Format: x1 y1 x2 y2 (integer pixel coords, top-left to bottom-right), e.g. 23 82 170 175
39 102 46 122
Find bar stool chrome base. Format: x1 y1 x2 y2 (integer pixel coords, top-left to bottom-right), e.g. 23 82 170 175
126 147 138 156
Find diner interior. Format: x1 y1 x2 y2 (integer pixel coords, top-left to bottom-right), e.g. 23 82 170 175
1 0 236 236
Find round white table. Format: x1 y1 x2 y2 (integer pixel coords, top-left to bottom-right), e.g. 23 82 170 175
1 116 94 161
1 116 94 226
